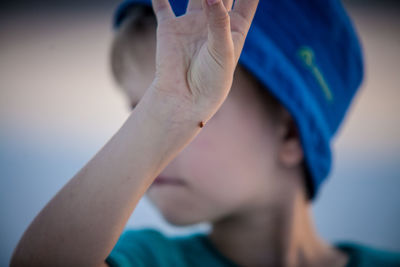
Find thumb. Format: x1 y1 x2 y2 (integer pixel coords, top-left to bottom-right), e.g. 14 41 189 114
204 0 234 63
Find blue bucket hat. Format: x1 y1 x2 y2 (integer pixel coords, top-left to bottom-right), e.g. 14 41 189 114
112 0 364 200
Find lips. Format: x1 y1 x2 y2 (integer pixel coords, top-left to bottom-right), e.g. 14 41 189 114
152 175 185 186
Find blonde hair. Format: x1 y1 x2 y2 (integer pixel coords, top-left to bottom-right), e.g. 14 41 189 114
110 5 156 87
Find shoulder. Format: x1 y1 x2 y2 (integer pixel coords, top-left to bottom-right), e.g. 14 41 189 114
335 241 400 267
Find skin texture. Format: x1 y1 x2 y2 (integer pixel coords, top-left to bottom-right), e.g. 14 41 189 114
111 2 349 267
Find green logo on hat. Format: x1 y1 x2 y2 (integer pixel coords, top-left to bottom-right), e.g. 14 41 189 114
298 46 333 102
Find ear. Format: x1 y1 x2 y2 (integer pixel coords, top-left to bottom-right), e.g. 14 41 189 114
277 108 304 168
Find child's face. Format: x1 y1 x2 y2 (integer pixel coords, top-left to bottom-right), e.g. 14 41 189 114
114 23 296 226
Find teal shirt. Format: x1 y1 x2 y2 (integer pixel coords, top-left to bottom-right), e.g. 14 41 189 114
335 242 400 267
106 228 400 267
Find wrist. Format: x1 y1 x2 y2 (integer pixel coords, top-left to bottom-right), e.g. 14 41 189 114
148 78 224 128
132 83 204 135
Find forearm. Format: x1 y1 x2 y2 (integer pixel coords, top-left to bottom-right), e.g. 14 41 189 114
10 86 204 267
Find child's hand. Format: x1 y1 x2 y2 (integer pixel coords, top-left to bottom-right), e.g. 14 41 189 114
150 0 259 120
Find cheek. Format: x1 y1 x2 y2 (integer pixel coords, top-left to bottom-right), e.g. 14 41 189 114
181 104 276 208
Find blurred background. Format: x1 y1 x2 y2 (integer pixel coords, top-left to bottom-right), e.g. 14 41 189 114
0 0 399 265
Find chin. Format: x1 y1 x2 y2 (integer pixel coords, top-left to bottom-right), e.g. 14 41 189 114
162 214 197 226
148 199 208 226
145 189 223 226
158 206 209 226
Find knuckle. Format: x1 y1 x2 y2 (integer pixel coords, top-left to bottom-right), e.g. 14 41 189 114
213 11 230 27
231 12 250 32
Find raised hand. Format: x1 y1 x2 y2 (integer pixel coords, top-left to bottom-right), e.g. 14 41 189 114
150 0 259 123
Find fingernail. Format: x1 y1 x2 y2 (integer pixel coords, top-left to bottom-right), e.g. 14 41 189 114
207 0 219 6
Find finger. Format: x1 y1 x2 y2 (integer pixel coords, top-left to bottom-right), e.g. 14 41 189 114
232 0 259 25
187 0 202 12
230 0 259 61
204 0 234 60
223 0 233 11
187 0 233 12
151 0 175 21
